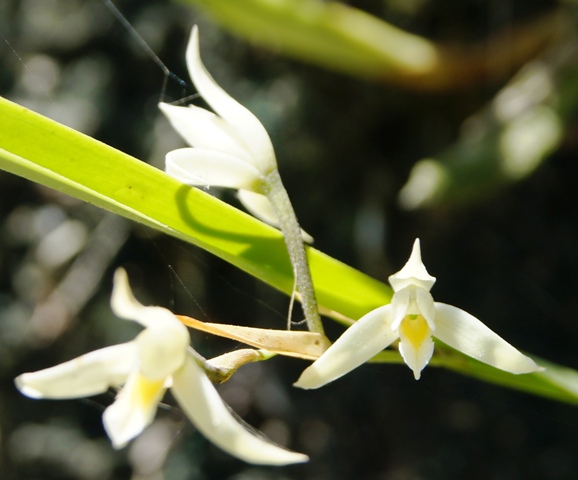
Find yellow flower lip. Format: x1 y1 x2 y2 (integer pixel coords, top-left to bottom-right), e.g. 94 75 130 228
133 374 165 409
399 314 430 350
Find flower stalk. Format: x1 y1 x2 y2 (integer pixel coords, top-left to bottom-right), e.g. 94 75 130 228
263 169 324 335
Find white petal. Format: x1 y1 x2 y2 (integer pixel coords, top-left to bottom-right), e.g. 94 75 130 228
103 371 166 449
159 102 253 161
434 303 541 374
111 268 182 329
294 305 398 389
416 287 436 330
171 354 308 465
15 343 135 399
187 26 277 174
237 190 314 243
388 239 436 292
237 189 278 224
391 286 436 332
390 287 410 331
166 148 262 190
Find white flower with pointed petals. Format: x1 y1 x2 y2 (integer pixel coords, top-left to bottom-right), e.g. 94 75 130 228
159 26 286 231
295 239 541 387
15 269 308 466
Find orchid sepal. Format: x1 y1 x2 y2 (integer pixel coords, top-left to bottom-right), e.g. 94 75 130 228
14 343 135 399
433 302 542 375
294 305 398 389
185 26 276 175
172 355 308 465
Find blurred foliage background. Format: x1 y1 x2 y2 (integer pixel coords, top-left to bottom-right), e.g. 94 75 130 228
2 0 578 479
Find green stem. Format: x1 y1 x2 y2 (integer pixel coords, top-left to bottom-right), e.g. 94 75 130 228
263 169 325 336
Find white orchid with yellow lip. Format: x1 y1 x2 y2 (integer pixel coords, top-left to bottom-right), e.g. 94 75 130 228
295 239 541 388
159 26 311 239
15 269 308 466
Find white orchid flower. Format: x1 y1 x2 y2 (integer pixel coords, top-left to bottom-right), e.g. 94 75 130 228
295 239 541 388
159 27 321 334
15 269 308 466
159 26 293 234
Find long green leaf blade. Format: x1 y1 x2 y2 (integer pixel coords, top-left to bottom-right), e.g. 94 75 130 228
0 97 391 320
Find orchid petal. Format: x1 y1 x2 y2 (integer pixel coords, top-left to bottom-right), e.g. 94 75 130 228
15 343 135 399
434 303 541 374
159 102 253 161
237 190 314 243
416 287 436 330
171 354 308 465
111 268 182 329
166 148 262 191
187 26 276 174
103 371 166 449
389 239 436 292
294 305 398 389
390 287 410 331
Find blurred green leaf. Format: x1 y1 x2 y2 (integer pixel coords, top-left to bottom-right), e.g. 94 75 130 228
182 0 558 90
182 0 439 82
399 40 578 209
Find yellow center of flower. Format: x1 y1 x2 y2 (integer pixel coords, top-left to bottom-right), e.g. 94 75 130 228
399 314 430 348
133 372 166 408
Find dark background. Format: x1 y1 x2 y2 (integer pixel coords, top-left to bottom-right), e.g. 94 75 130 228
1 1 577 479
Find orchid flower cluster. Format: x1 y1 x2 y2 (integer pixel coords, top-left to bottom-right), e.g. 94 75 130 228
15 26 541 466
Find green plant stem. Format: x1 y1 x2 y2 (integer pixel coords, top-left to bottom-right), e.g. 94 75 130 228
263 169 325 336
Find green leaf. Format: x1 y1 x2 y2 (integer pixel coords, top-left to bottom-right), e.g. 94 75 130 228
181 0 438 83
399 44 578 209
179 0 558 91
370 348 578 406
433 346 578 406
0 96 390 321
